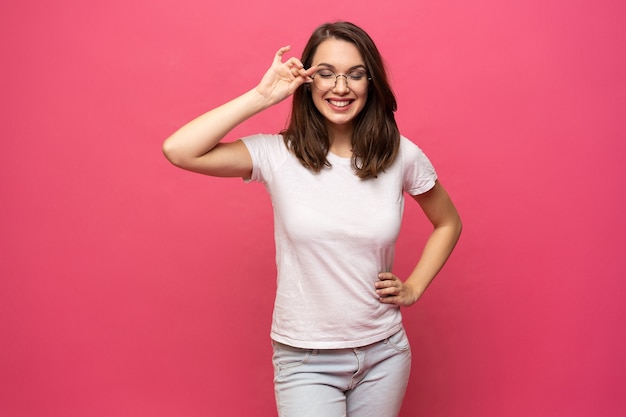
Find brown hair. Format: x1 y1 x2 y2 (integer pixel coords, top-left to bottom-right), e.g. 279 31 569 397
281 21 400 179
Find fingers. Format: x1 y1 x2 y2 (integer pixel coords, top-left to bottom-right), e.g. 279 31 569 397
275 45 291 63
375 273 408 305
375 273 400 296
378 272 396 281
287 58 307 78
275 46 312 80
375 274 420 307
275 46 302 69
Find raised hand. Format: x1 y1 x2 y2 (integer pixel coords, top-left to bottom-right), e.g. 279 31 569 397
255 46 316 105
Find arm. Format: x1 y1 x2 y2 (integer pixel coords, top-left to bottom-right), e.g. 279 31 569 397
162 46 316 178
376 181 462 306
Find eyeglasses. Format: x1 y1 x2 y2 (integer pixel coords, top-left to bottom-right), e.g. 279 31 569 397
311 68 371 92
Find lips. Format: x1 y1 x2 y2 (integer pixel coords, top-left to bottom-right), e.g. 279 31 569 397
327 99 353 108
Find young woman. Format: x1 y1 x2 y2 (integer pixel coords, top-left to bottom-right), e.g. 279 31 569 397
163 21 461 417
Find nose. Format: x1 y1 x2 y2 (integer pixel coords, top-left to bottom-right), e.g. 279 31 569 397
333 74 350 93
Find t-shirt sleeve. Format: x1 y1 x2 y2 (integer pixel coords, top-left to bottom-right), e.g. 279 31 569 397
401 137 438 195
240 134 285 184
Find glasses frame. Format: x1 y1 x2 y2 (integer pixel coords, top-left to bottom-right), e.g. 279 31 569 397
310 69 372 92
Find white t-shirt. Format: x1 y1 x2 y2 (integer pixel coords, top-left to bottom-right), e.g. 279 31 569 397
242 134 437 349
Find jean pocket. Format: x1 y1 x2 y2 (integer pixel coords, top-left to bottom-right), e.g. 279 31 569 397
272 341 313 370
385 327 411 352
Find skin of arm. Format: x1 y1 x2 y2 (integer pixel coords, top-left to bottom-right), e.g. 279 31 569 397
162 46 315 178
375 181 462 306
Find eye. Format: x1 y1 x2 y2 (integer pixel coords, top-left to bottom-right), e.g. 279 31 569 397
347 71 368 81
316 70 335 79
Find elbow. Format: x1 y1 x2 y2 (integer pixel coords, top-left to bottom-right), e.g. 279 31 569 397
452 215 463 245
441 213 462 244
162 138 184 167
453 212 463 236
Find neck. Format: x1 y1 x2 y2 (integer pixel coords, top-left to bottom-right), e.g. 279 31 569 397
328 124 353 157
328 135 352 158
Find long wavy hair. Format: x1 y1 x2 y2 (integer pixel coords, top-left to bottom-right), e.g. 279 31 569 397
281 21 400 179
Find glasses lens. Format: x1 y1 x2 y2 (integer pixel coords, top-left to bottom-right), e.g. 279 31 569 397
347 70 368 90
313 70 336 91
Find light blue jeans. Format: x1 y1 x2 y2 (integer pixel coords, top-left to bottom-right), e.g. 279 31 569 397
272 327 412 417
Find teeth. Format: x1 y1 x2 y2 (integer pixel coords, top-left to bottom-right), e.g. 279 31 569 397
329 100 350 107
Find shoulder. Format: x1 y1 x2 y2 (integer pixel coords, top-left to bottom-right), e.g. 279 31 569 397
397 135 438 194
241 134 291 161
398 135 429 162
241 134 292 183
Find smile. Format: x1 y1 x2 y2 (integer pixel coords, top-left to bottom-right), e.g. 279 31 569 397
327 99 353 108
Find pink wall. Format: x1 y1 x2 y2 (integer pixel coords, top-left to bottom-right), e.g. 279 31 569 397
1 1 624 416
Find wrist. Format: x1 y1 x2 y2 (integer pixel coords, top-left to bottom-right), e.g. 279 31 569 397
404 280 424 305
251 85 280 107
246 86 267 104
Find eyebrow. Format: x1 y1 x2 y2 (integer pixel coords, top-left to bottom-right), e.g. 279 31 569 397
316 63 367 71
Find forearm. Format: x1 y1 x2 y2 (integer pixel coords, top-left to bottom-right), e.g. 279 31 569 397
405 220 462 301
162 88 270 165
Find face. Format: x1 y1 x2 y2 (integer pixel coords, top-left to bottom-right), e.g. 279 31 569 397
309 38 369 132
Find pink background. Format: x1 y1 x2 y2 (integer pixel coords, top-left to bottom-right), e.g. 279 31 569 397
1 1 625 416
